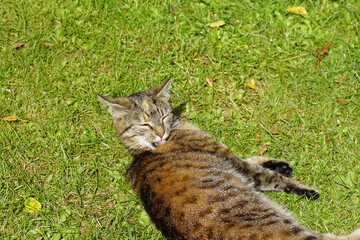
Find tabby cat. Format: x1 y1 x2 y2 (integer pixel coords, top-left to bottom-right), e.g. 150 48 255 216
98 77 360 240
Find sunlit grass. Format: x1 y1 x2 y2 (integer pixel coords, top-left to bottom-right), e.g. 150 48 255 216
1 0 359 239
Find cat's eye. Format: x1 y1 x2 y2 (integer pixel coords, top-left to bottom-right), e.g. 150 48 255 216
161 115 169 123
141 123 153 129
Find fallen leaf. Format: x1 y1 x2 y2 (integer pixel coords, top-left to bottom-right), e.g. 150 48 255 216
283 6 308 15
205 76 213 87
44 42 54 47
3 88 12 93
291 40 297 48
246 78 256 90
24 198 42 215
270 130 280 135
4 116 18 122
13 42 25 49
81 228 91 234
257 144 267 156
337 77 344 84
339 99 347 104
208 20 226 28
315 41 332 69
107 200 115 208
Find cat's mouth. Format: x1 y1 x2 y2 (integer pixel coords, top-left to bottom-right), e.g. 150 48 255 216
153 139 167 148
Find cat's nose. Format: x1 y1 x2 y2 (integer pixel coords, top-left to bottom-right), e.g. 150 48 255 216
156 126 165 138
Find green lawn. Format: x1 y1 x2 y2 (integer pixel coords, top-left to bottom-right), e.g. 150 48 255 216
1 0 359 239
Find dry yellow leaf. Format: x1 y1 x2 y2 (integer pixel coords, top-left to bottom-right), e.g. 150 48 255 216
205 76 213 87
4 116 18 122
44 42 54 47
208 20 226 28
13 42 25 49
339 99 347 104
283 6 308 15
257 144 267 156
107 200 115 208
24 198 42 215
270 130 280 135
246 78 256 90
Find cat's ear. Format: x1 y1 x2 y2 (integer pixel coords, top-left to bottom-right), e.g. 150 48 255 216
149 77 172 99
98 95 132 118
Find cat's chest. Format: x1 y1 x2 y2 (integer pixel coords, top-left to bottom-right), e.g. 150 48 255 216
130 150 237 186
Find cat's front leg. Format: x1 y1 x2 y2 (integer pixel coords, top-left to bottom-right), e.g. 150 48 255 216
189 136 319 199
218 152 319 199
244 156 294 178
246 165 320 200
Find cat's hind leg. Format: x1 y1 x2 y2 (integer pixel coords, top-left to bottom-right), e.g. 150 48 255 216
245 156 294 178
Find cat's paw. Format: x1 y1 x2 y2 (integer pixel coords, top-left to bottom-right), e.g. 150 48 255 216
262 160 294 178
303 189 320 200
284 185 320 200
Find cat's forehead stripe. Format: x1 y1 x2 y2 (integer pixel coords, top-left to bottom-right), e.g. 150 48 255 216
142 100 150 110
156 106 163 116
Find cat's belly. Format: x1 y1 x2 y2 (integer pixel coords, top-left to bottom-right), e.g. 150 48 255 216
132 152 294 239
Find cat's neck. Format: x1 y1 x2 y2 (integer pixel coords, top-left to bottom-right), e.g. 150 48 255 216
129 121 230 157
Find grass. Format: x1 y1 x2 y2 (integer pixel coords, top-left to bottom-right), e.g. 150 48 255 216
0 0 359 239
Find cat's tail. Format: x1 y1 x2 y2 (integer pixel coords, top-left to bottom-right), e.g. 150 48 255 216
322 228 360 240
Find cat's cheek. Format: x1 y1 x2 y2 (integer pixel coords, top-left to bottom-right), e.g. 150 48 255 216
137 138 156 150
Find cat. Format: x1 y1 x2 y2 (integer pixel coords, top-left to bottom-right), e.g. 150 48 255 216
98 77 360 240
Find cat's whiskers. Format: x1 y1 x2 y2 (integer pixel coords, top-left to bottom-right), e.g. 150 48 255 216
127 142 145 154
171 120 181 130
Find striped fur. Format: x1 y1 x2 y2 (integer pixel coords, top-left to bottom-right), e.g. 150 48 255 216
98 78 360 240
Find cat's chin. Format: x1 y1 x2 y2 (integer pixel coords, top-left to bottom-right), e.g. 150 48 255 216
153 139 167 148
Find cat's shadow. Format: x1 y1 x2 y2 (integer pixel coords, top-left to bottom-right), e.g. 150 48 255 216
174 102 187 117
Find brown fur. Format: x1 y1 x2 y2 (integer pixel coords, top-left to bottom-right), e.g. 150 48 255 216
98 78 360 240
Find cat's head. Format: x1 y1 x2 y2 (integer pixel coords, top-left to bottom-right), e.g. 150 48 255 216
98 77 177 154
